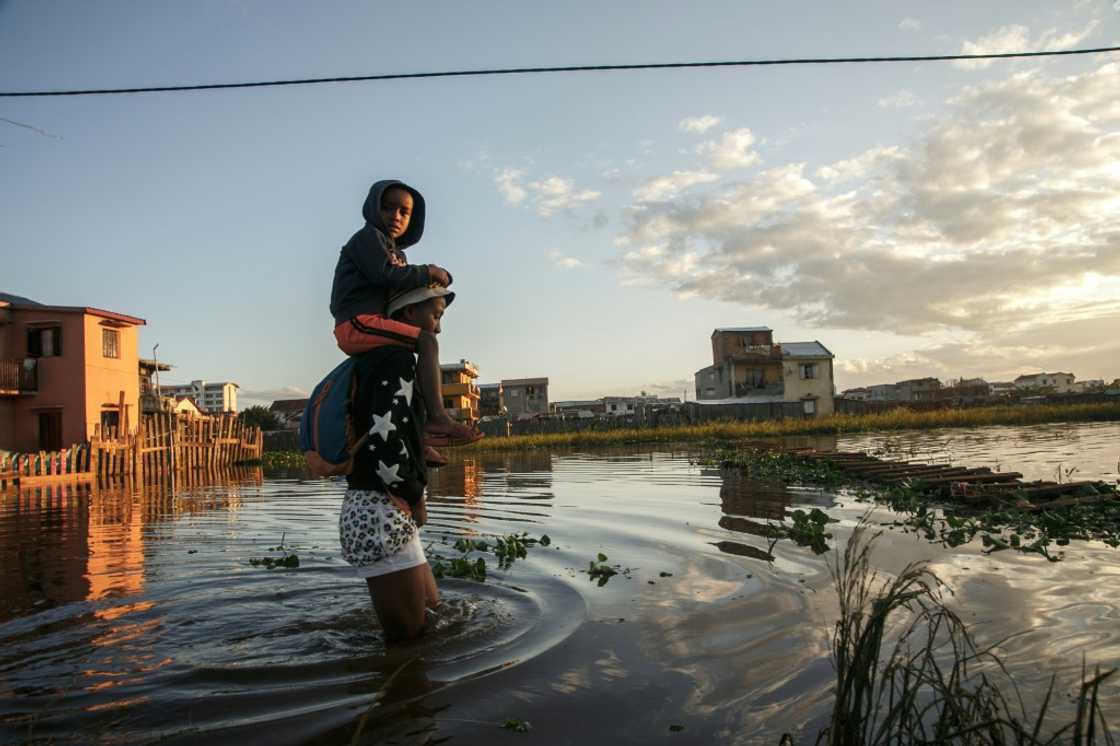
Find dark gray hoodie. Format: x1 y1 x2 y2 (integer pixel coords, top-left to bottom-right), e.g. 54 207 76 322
329 179 431 324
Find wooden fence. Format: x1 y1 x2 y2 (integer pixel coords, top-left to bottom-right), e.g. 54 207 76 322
0 413 263 488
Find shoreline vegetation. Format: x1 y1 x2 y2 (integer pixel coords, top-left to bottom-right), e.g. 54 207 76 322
462 401 1120 453
259 402 1120 469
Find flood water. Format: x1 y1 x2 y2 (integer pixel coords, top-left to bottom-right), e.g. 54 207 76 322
2 421 1119 744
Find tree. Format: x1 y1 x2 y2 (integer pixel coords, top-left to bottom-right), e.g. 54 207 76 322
239 405 282 431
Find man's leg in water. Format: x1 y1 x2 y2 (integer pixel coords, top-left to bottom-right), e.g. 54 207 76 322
366 564 434 642
415 330 479 439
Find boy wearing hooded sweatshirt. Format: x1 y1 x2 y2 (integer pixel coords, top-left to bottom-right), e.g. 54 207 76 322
330 179 482 448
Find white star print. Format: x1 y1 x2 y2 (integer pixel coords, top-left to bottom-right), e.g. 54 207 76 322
368 410 397 442
399 441 409 458
394 377 414 406
381 380 388 386
376 460 402 486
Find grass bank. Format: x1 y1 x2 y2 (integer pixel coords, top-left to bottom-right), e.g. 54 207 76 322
464 401 1120 453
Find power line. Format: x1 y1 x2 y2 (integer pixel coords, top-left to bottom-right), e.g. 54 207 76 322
2 45 1119 97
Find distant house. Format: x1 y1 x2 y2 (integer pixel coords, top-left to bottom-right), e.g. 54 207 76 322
478 382 505 417
441 359 480 422
1 294 146 451
502 377 549 419
170 396 205 418
841 387 871 400
553 399 605 418
138 357 173 414
694 327 835 416
942 378 989 404
1071 379 1105 393
161 380 240 413
1014 372 1076 394
896 377 941 402
989 381 1017 398
269 399 308 430
868 384 899 401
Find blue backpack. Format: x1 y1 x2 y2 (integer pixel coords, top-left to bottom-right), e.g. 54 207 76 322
299 358 369 477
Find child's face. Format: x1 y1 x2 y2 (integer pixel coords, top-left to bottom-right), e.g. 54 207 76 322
380 187 414 239
403 297 445 335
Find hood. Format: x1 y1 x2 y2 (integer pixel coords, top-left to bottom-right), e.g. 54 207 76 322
361 179 426 249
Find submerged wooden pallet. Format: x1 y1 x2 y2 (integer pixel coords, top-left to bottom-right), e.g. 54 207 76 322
770 445 1120 510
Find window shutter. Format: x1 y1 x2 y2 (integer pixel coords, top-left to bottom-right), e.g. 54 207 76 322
28 329 41 357
55 327 62 356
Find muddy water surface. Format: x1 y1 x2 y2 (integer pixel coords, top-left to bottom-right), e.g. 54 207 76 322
2 422 1118 744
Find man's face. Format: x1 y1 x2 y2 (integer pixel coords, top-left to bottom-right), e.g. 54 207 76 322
404 297 445 335
380 187 414 239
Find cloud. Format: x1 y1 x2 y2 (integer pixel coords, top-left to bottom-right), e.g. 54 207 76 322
877 90 919 109
494 169 601 217
698 128 761 171
495 168 527 204
634 170 719 202
899 17 922 31
838 312 1120 387
954 21 1098 69
548 251 584 269
616 63 1120 343
679 115 721 133
528 176 601 217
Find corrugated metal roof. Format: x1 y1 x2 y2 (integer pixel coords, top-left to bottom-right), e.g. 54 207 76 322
713 326 771 333
691 395 785 405
781 341 834 358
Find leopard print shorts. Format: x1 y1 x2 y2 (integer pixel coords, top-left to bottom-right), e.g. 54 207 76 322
339 489 424 577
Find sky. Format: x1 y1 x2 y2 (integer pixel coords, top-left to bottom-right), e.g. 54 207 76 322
2 1 1119 407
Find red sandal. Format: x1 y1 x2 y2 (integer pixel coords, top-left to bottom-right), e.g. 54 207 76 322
424 420 485 447
424 445 448 467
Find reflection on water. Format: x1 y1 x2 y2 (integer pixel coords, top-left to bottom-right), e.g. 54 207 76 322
1 422 1118 744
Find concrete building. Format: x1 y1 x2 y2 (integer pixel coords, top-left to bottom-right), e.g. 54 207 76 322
941 378 990 405
269 398 308 429
478 383 505 417
896 377 942 402
502 377 549 419
1 294 146 451
693 327 835 416
440 359 480 422
160 380 239 413
840 387 871 400
1014 372 1076 394
138 357 172 414
552 399 605 418
780 342 836 416
868 384 900 401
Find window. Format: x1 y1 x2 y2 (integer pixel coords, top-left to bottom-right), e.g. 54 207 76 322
27 326 62 357
102 328 120 358
802 399 816 415
509 389 520 397
799 363 816 380
444 398 454 410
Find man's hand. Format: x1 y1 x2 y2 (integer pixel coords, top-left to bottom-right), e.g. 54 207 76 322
427 265 452 287
413 498 428 527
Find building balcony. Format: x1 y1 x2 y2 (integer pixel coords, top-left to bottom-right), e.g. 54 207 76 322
0 358 37 396
443 382 480 398
732 382 783 398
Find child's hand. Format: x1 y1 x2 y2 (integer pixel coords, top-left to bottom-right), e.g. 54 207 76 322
427 265 452 286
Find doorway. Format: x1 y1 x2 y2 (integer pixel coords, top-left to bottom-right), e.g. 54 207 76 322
38 411 62 451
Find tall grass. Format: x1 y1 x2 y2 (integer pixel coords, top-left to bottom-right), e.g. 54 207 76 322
814 522 1115 745
465 402 1120 453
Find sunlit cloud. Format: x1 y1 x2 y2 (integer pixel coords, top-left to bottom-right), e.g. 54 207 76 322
698 128 761 171
528 176 601 217
633 170 719 202
495 168 526 204
954 21 1099 69
616 63 1120 347
678 115 721 133
548 251 584 269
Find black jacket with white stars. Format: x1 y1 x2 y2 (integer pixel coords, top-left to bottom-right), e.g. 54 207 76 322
346 346 428 507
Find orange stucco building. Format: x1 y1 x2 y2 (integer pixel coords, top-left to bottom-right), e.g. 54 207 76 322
0 298 146 452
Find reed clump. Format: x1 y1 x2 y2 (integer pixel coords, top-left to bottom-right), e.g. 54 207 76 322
812 523 1115 745
464 402 1120 453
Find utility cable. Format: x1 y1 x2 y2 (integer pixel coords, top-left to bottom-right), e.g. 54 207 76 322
1 45 1118 97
